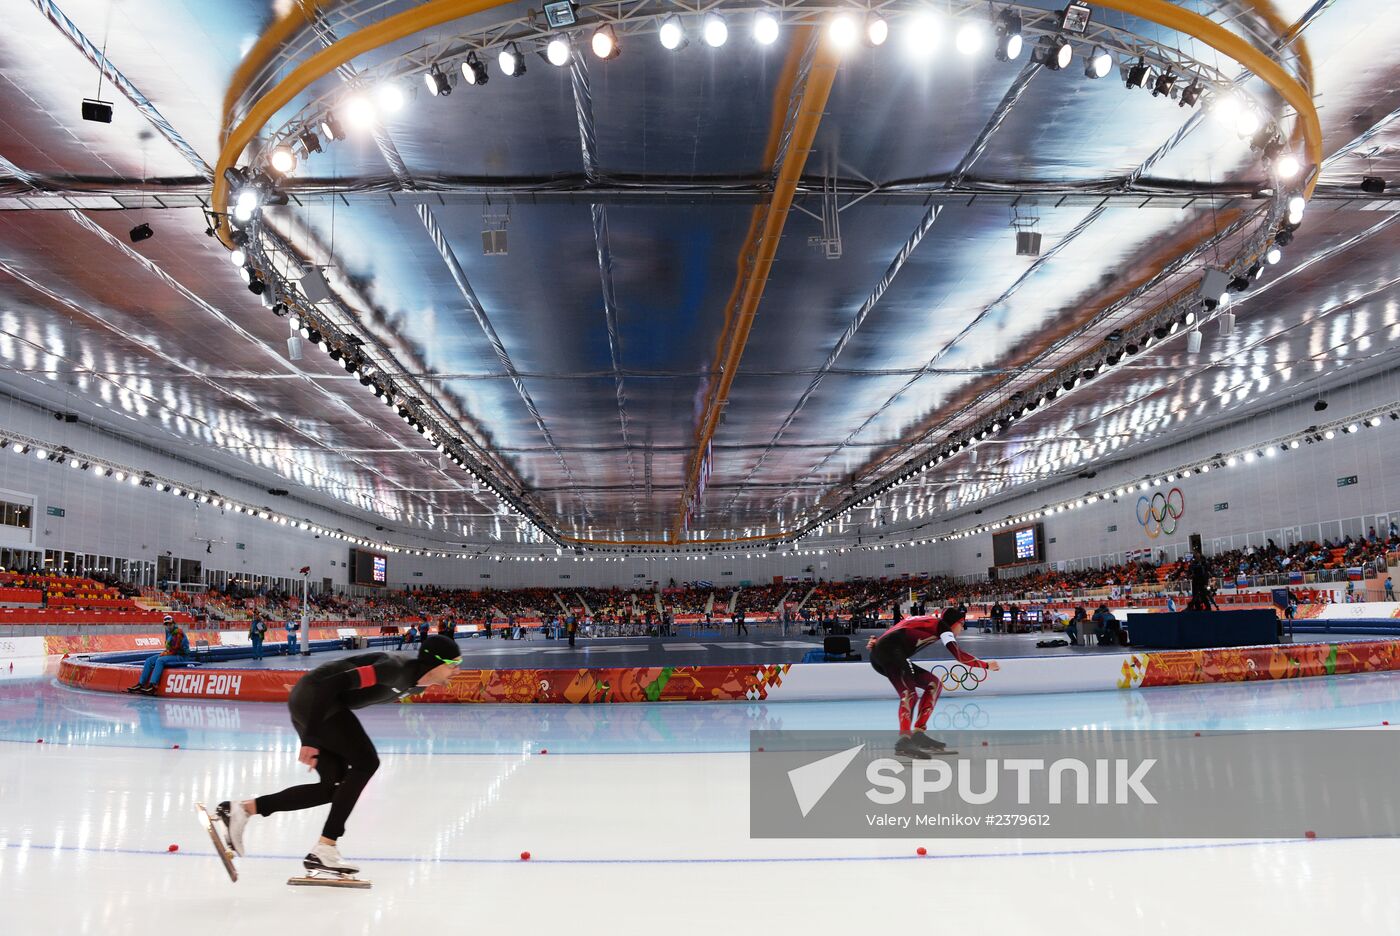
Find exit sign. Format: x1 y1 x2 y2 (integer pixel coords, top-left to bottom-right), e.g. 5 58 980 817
45 506 64 517
1337 475 1359 488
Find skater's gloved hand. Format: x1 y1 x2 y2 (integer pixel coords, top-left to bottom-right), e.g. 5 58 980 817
985 661 1001 672
298 745 319 769
866 637 877 650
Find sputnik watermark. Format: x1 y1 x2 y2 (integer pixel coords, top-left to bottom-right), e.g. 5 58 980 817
751 730 1400 839
865 757 1157 805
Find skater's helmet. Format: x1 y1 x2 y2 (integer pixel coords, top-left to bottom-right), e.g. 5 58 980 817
418 634 462 672
937 607 966 632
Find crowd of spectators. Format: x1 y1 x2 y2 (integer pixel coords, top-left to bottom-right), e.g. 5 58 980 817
14 522 1397 629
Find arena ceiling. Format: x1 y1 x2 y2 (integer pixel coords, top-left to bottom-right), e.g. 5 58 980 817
0 0 1398 553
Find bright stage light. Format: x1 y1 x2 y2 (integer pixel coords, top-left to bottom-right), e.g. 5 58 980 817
660 15 686 50
1085 46 1112 78
703 13 728 47
546 36 570 66
499 43 526 76
828 14 857 50
342 94 375 129
1276 154 1301 179
269 145 296 174
376 82 405 114
865 14 888 47
955 21 985 56
591 25 619 59
754 11 779 46
903 12 940 59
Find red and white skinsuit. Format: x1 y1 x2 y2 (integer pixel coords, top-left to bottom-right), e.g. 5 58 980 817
868 609 990 734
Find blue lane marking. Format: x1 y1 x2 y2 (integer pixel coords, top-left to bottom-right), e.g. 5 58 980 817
0 837 1356 866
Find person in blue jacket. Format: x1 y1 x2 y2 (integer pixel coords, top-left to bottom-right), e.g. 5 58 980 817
249 616 267 661
126 615 192 694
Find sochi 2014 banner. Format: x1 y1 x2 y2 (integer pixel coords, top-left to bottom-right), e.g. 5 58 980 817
58 657 794 704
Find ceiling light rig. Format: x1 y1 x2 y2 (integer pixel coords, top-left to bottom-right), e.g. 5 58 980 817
253 5 1280 212
789 245 1310 545
793 401 1398 551
225 232 561 547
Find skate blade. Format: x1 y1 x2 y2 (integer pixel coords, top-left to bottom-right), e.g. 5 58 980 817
893 749 959 760
288 872 371 889
195 803 238 883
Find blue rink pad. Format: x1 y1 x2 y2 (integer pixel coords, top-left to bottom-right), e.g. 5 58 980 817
5 664 1400 755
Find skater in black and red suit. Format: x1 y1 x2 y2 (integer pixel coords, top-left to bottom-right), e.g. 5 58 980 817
215 635 461 876
867 608 999 759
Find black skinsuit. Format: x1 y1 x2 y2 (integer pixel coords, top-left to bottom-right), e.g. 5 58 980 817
254 653 430 840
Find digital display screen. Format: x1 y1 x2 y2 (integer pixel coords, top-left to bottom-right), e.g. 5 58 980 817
350 549 388 587
1015 527 1037 560
992 523 1045 566
543 0 576 28
1061 3 1092 33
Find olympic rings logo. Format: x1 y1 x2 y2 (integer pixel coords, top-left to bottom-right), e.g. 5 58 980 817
931 663 988 691
929 703 991 730
1136 487 1184 539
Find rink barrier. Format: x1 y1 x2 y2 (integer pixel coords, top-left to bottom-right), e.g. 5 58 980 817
53 637 1400 703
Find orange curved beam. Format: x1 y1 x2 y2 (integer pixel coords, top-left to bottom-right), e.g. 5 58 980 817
220 2 331 149
213 0 514 246
1092 0 1322 192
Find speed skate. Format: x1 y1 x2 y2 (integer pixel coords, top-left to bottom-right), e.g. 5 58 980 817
195 803 238 883
288 869 373 890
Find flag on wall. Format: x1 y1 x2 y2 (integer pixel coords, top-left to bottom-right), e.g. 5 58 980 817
1347 567 1365 581
1288 570 1304 585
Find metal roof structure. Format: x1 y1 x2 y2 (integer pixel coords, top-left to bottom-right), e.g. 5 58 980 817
1 0 1397 555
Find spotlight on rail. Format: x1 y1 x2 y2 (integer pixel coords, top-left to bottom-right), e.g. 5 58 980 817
994 9 1023 61
1124 58 1149 89
753 11 780 45
1035 35 1072 70
546 36 571 67
591 25 619 59
703 13 729 47
499 43 526 76
660 14 687 50
828 13 858 50
461 51 489 85
1178 81 1203 108
864 13 888 47
376 82 406 114
424 64 452 95
955 21 985 55
128 222 153 243
1085 46 1112 79
269 145 297 174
